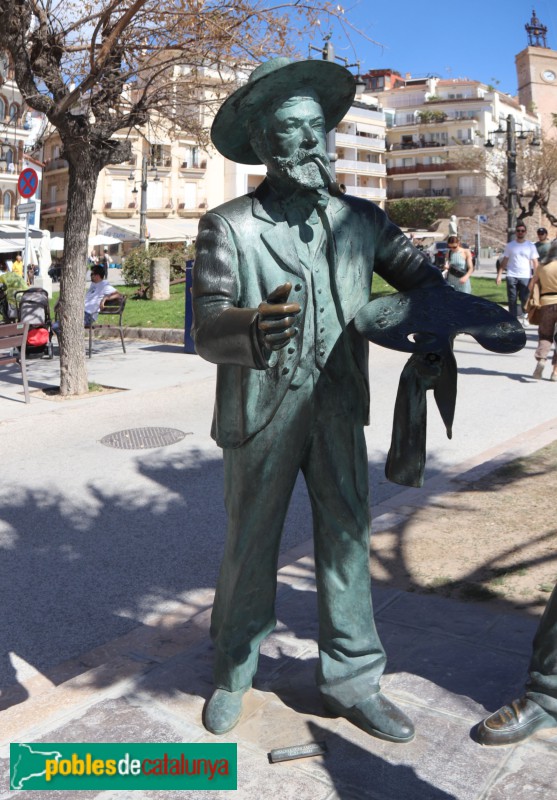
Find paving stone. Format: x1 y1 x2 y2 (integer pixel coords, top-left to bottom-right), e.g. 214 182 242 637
480 612 539 655
385 632 528 718
375 590 507 641
482 738 557 799
286 703 504 800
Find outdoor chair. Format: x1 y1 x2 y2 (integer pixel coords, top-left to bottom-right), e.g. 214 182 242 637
86 293 127 358
0 321 30 403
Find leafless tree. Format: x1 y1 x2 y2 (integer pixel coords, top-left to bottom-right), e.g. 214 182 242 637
455 129 557 233
0 0 363 394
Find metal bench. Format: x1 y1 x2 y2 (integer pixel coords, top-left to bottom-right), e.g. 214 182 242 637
0 321 30 403
86 294 127 358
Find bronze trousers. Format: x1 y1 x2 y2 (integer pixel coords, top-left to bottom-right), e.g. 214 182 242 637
210 372 387 705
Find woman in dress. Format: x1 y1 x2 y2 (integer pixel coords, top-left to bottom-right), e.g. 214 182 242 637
530 240 557 382
444 235 474 293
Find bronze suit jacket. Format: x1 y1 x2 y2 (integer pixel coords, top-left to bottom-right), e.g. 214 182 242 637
192 179 444 449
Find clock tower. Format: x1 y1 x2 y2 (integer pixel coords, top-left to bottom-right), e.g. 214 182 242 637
516 10 557 137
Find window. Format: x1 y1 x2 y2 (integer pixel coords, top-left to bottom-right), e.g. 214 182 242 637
184 182 196 209
147 179 163 209
3 192 12 219
458 176 475 196
111 179 126 209
8 102 18 121
0 97 4 119
49 185 57 203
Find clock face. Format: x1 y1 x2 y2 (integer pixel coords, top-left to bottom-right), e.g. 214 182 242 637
542 69 556 82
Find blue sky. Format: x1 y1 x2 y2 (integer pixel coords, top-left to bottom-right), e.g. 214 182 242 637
319 0 556 96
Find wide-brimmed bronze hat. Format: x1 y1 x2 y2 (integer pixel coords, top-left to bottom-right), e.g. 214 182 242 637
211 57 357 165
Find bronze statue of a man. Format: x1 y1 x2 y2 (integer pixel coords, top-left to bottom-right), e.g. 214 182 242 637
192 57 448 742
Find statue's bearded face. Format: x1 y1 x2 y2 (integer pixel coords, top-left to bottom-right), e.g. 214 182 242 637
250 91 329 191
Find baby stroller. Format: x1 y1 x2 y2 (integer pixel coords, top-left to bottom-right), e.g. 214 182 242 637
14 287 54 359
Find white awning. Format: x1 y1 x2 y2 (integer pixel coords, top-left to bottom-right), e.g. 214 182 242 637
0 237 24 253
96 217 200 243
0 223 43 240
356 122 383 136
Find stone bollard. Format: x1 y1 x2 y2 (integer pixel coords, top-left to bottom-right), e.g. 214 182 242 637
149 257 170 300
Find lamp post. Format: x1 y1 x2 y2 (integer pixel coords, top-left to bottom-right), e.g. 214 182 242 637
505 115 517 242
139 155 148 246
129 155 150 247
308 35 366 177
484 114 540 242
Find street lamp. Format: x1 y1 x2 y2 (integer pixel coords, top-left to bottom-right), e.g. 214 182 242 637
308 35 366 176
128 155 148 246
484 114 540 242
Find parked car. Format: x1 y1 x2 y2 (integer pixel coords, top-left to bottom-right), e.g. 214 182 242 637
427 242 449 269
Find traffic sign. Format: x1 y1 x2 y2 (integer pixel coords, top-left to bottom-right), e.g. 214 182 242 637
17 201 36 215
17 167 39 199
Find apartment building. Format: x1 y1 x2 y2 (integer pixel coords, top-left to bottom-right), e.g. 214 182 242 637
335 97 387 206
372 74 540 219
0 54 43 224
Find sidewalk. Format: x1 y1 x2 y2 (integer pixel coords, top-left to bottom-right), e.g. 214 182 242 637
1 339 556 799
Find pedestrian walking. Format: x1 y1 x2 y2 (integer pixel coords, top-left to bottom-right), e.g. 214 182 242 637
530 240 557 382
496 224 538 326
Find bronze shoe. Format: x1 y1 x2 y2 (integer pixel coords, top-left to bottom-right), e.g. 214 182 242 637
476 697 556 746
322 692 415 743
203 688 246 735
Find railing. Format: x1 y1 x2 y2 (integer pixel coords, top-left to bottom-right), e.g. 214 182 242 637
346 186 387 199
336 133 386 150
387 188 452 199
390 115 479 128
387 162 459 176
336 159 386 175
41 200 68 213
0 161 21 174
180 160 207 171
389 139 476 151
44 157 69 172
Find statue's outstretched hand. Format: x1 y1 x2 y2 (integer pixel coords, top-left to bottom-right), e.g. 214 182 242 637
257 282 301 351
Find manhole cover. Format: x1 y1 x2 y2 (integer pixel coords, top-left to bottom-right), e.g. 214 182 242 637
100 427 191 450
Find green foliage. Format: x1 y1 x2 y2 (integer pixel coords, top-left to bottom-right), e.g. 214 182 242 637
416 109 447 123
122 244 194 286
386 197 455 229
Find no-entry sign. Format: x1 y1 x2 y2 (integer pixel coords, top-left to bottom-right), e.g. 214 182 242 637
17 167 39 199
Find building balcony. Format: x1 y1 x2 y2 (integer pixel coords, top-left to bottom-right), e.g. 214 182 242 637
389 139 477 151
0 160 21 175
177 202 207 218
387 162 459 176
346 186 387 200
389 116 479 130
387 188 452 200
336 132 386 150
41 200 68 215
336 159 386 176
103 202 137 218
179 160 207 176
44 157 69 172
146 203 174 218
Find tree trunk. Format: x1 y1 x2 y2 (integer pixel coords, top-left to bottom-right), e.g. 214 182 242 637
57 159 99 396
